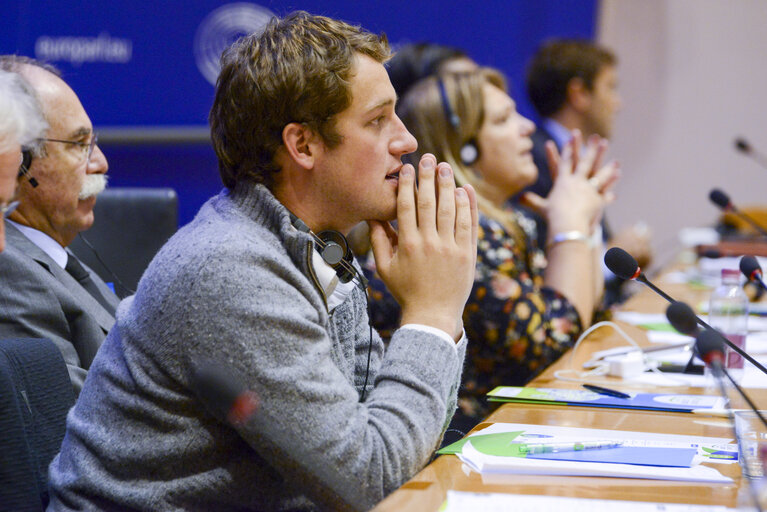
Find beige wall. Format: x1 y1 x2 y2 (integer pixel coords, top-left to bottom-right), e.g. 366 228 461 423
597 0 767 267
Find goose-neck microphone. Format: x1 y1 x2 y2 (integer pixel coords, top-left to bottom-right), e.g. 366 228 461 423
736 137 767 171
709 188 767 237
605 247 767 375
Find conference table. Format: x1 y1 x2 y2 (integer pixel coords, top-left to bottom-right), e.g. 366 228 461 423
373 262 766 510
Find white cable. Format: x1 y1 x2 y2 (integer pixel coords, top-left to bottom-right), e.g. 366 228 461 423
553 320 692 385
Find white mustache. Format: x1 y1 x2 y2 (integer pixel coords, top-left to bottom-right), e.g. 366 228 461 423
79 174 108 200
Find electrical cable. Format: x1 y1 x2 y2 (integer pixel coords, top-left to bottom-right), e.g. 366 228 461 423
554 320 691 386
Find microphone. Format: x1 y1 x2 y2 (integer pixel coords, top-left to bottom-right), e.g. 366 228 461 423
189 360 259 426
696 327 724 366
663 301 703 375
605 247 767 376
740 255 767 291
696 328 767 506
700 248 723 259
709 188 767 237
604 247 674 302
736 137 767 171
666 301 699 336
696 329 767 429
740 255 767 301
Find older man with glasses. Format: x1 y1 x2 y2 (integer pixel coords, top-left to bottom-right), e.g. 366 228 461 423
0 56 119 395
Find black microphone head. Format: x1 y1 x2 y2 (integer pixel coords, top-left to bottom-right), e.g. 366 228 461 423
695 329 725 367
709 188 731 210
740 255 763 280
604 247 640 280
189 360 259 426
700 248 723 259
666 301 699 336
735 137 751 154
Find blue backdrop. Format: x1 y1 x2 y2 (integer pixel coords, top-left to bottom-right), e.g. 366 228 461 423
3 0 597 225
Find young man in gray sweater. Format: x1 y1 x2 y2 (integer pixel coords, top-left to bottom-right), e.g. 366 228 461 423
48 11 478 512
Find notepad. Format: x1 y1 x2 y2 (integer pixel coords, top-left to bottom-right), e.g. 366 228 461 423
438 422 737 464
441 423 735 483
486 386 726 412
440 431 696 467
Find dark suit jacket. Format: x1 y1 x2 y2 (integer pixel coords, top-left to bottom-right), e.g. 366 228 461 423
527 124 556 199
0 221 119 394
524 124 614 241
523 125 625 305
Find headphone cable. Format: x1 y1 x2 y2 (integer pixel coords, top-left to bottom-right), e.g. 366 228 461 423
77 233 135 296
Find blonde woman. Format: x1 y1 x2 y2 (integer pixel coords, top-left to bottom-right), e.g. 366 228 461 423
363 67 618 428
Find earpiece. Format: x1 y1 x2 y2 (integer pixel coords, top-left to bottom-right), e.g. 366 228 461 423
288 212 361 285
314 229 356 284
315 230 347 265
459 140 479 166
18 147 38 188
437 76 480 166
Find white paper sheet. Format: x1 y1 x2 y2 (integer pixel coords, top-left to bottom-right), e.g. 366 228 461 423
458 441 732 482
628 367 767 389
443 491 730 512
456 423 734 482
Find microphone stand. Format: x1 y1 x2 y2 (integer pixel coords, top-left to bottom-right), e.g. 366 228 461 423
696 326 767 510
640 272 767 376
608 248 767 376
728 205 767 238
635 274 676 303
749 274 767 293
706 357 764 512
716 362 767 430
737 139 767 171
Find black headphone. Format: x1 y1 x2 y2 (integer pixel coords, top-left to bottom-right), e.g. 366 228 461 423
289 211 373 401
289 213 366 287
437 76 479 166
18 147 38 187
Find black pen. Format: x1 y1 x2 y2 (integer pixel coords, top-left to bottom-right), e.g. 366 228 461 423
582 384 631 399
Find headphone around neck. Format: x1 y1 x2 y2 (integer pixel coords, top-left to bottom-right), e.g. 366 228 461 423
288 211 373 401
437 76 479 166
288 212 366 288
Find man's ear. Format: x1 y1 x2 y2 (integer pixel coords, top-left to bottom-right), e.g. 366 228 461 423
566 77 592 113
282 122 320 170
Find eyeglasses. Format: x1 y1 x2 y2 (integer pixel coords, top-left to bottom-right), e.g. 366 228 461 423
39 133 99 167
1 200 19 218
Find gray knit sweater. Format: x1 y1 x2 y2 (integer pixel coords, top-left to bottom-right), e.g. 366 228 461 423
47 183 466 511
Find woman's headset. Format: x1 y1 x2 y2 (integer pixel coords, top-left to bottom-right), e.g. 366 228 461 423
437 76 479 166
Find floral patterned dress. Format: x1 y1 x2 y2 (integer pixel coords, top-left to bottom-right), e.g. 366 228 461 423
361 208 582 429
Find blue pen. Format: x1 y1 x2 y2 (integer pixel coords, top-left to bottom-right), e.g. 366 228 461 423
583 384 631 399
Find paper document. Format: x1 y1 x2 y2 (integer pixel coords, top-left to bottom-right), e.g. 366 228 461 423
629 366 767 389
458 441 731 482
442 422 736 463
443 491 730 512
447 423 734 483
614 311 671 327
614 307 767 332
486 386 726 413
452 431 697 467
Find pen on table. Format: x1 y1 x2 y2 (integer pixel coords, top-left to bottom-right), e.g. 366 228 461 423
518 439 623 454
582 384 631 399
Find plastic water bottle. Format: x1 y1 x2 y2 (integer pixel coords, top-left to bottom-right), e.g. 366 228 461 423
709 268 749 377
